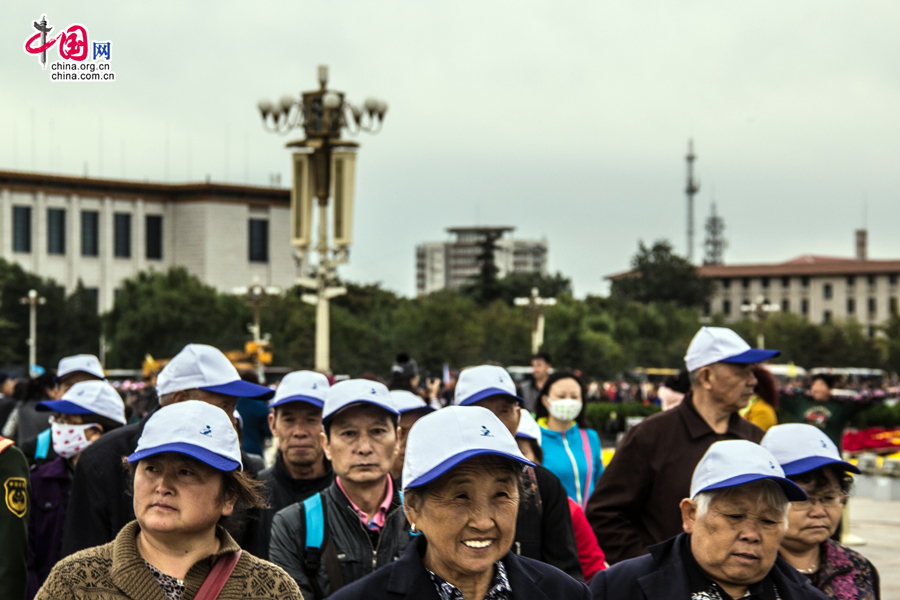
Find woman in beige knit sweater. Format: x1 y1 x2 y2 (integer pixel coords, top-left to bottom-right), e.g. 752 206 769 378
36 401 302 600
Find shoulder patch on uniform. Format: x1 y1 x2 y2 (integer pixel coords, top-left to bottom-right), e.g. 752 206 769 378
4 477 27 518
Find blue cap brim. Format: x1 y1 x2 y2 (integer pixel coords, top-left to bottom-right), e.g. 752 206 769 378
127 442 241 471
697 473 808 502
323 400 401 425
398 405 436 415
458 388 524 407
720 349 781 365
782 455 861 476
35 400 93 415
516 432 539 441
406 448 534 490
269 394 325 409
201 380 275 400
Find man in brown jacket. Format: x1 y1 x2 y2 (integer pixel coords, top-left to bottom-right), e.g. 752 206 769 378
586 327 780 564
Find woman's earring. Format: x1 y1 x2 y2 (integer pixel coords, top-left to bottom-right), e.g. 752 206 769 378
410 523 417 533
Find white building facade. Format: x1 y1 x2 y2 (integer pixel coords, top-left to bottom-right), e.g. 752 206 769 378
0 170 295 312
416 226 548 295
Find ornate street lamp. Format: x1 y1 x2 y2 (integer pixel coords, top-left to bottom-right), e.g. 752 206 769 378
20 289 46 377
514 287 557 354
257 65 387 373
741 294 779 349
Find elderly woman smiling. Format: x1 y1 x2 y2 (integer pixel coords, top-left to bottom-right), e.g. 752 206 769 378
330 405 591 600
36 401 302 600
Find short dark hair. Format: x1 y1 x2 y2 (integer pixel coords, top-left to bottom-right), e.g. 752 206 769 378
535 371 587 426
811 374 834 389
531 352 552 365
519 437 543 465
91 414 126 435
753 366 780 410
788 464 853 497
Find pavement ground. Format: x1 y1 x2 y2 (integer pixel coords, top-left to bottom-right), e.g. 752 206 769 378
847 497 900 599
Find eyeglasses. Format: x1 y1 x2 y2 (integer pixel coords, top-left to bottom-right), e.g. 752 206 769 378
791 493 846 510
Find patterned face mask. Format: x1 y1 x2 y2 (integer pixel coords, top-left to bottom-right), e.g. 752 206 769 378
51 421 99 459
547 399 583 422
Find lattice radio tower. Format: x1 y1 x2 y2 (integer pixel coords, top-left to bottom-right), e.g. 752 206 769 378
685 140 700 263
703 201 727 265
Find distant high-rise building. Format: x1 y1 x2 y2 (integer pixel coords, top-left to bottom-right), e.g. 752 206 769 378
416 227 547 295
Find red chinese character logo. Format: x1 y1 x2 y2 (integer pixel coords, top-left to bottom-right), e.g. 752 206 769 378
58 25 88 61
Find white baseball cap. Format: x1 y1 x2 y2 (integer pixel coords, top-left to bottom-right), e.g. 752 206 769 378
128 400 242 471
156 344 273 399
403 406 533 489
322 379 399 426
270 371 330 409
453 365 523 406
762 423 861 476
516 410 542 446
691 440 807 501
55 354 105 383
36 380 126 425
684 327 781 373
389 390 435 415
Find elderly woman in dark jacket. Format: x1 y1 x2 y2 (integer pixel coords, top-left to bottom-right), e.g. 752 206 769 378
763 424 880 600
330 406 591 600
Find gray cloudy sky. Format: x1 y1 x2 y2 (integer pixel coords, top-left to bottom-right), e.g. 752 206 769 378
3 2 900 297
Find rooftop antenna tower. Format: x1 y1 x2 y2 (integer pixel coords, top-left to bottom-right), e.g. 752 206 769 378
685 139 700 262
703 199 727 265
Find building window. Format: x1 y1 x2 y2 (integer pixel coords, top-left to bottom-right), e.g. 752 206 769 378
782 299 789 313
868 325 875 338
801 299 809 315
13 206 31 253
81 211 99 257
823 283 832 300
47 208 66 255
146 215 163 260
742 278 750 289
249 219 269 263
702 302 710 317
868 274 876 286
801 276 810 288
868 298 876 314
761 277 770 289
847 298 855 314
782 277 790 288
847 275 855 286
890 274 898 286
114 213 131 258
891 297 898 315
823 310 832 324
85 287 99 309
723 300 731 316
721 278 731 289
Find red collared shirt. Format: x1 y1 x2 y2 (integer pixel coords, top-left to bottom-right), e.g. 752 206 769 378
335 474 394 531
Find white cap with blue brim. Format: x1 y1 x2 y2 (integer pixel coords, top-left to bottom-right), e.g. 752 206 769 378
270 370 330 409
389 390 435 414
516 410 542 446
127 400 242 471
453 365 524 407
691 439 808 502
322 379 399 426
402 405 533 490
762 423 861 476
156 344 274 400
55 354 106 382
685 327 781 373
36 380 126 424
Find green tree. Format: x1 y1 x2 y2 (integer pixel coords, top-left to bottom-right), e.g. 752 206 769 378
610 240 713 308
104 267 249 368
461 231 504 305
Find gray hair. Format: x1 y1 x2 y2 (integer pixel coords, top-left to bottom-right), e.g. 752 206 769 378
694 479 790 525
689 368 702 386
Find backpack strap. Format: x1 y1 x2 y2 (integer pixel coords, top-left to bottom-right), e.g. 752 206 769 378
35 428 51 461
580 428 593 509
302 493 328 599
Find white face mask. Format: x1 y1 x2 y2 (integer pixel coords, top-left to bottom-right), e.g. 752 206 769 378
548 399 583 422
51 421 99 459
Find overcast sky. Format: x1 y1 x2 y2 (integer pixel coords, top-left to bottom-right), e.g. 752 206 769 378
3 2 899 297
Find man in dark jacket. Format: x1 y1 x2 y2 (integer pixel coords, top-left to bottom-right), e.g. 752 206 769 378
590 440 828 600
587 327 779 564
269 379 411 599
246 371 335 558
454 364 583 580
60 343 273 557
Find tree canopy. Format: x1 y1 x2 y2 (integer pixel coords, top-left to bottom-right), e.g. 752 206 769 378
610 239 713 308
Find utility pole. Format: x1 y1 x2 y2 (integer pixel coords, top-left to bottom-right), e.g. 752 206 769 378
685 140 700 263
514 287 557 354
20 289 46 377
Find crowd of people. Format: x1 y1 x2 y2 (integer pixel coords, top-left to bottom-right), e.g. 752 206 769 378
0 326 886 600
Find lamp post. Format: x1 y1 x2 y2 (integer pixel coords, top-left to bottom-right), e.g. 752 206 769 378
740 294 779 349
257 65 387 373
233 279 283 382
20 289 46 377
514 287 557 354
